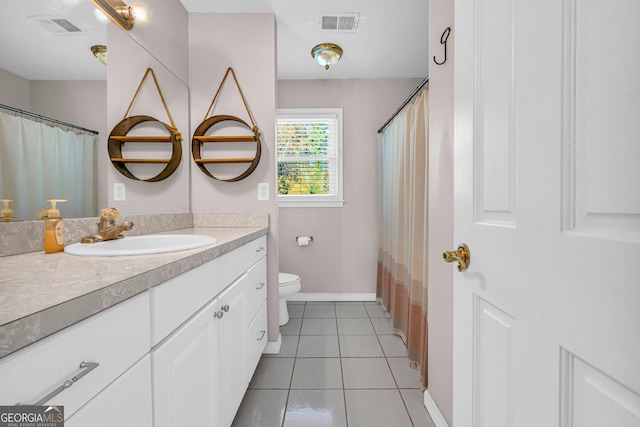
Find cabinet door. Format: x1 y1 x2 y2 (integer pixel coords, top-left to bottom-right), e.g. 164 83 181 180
152 299 219 427
216 280 247 427
66 355 153 427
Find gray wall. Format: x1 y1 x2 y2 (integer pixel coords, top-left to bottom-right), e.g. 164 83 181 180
188 13 279 342
277 78 422 295
0 68 30 111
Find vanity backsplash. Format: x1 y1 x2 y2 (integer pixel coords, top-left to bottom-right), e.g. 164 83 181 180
0 213 268 257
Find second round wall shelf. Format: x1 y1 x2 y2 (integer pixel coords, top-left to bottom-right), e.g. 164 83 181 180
191 115 261 182
192 67 262 182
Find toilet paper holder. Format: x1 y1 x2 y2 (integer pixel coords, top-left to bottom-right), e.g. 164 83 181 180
296 236 314 244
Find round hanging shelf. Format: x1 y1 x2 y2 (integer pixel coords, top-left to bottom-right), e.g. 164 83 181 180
191 114 261 182
108 115 182 182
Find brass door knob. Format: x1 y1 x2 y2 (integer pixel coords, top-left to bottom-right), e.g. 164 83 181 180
443 243 470 272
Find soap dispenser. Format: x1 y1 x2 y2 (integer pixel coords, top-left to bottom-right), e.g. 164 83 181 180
1 199 13 222
43 199 67 254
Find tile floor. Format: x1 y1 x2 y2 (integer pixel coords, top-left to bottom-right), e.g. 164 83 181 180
232 301 436 427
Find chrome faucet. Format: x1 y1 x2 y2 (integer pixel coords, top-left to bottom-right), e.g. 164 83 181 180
81 208 134 243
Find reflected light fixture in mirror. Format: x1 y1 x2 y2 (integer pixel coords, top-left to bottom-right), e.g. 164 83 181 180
90 0 150 30
91 45 108 65
311 43 343 70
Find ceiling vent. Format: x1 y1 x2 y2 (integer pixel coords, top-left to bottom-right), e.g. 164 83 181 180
321 13 360 32
29 17 83 34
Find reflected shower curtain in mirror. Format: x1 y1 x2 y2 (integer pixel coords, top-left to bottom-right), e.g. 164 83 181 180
377 89 429 388
0 111 97 220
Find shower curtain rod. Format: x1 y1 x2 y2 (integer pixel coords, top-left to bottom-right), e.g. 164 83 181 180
377 76 429 134
0 103 99 135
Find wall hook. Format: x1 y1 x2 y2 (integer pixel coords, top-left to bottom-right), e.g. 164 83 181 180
433 27 451 65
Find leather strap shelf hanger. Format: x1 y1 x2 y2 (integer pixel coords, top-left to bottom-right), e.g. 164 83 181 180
108 68 183 182
192 67 261 182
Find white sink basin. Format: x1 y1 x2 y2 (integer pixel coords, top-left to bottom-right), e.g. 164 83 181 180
64 234 217 257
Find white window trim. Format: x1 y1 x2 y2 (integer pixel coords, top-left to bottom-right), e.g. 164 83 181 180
277 108 344 208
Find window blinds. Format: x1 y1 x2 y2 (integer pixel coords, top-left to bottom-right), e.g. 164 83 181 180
277 117 338 196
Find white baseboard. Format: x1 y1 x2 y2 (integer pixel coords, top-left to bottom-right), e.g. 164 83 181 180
423 389 450 427
287 293 376 302
263 334 282 354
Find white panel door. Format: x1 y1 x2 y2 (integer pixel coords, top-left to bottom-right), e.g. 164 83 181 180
452 0 640 426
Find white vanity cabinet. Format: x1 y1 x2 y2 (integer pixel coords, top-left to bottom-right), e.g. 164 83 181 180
0 292 151 422
0 233 267 427
151 235 267 427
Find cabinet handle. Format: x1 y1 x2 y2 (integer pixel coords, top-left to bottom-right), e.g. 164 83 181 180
214 310 224 319
222 304 230 313
256 330 266 341
256 282 265 290
17 361 100 406
255 247 265 253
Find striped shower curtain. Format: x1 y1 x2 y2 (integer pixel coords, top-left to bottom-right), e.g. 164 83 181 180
377 89 429 388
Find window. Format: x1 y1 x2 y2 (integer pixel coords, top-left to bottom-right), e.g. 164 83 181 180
277 108 344 207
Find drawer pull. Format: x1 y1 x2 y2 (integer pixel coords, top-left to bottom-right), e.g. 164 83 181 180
214 310 224 319
255 247 265 253
256 330 266 341
222 304 230 313
18 361 100 406
256 282 265 290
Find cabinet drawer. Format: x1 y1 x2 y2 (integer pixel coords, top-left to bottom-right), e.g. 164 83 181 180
244 257 267 325
246 301 268 382
240 235 267 271
211 235 266 297
0 292 150 418
66 355 153 427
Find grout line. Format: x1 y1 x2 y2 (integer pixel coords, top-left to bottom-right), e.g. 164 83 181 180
398 388 418 427
335 302 350 426
281 302 304 427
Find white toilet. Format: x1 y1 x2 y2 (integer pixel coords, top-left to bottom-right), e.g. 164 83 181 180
278 272 301 325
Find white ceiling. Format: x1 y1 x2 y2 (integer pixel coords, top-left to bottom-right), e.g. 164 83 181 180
0 0 108 81
0 0 428 81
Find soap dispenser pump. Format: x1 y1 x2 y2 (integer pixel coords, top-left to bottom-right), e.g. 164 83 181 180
1 199 13 222
43 199 67 254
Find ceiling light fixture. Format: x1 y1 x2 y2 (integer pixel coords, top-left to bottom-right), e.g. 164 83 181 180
311 43 343 70
90 0 149 31
91 45 108 65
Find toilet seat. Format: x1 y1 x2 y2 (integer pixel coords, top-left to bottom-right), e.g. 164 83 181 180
279 272 300 287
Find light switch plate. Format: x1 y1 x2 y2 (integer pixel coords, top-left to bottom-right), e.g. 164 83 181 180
258 183 269 201
113 183 126 201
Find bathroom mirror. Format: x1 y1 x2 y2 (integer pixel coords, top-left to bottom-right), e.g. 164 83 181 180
0 0 189 221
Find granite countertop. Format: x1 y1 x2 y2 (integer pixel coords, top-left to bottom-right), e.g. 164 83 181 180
0 226 268 359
